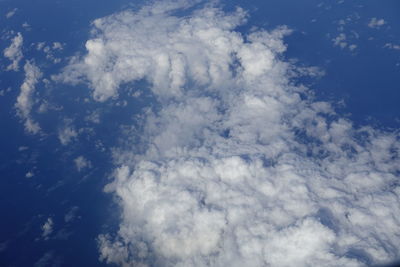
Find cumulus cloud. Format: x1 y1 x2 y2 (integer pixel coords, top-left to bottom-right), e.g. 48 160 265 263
4 32 23 71
60 2 400 266
368 18 386 29
41 218 54 240
15 61 42 134
74 156 92 172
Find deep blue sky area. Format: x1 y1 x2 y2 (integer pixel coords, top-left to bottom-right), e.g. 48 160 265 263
0 0 399 266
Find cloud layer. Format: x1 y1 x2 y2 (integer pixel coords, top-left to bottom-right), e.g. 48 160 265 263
61 2 400 266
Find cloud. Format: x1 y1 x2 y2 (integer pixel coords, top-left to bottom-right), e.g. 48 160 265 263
58 120 78 145
332 33 357 52
384 43 400 50
41 218 54 240
74 156 92 172
3 32 23 71
368 18 386 29
34 251 61 267
60 2 400 266
5 8 17 19
15 61 42 134
64 206 79 223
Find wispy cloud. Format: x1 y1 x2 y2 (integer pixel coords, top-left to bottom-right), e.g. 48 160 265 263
15 61 42 134
41 218 54 240
5 8 17 19
74 156 91 172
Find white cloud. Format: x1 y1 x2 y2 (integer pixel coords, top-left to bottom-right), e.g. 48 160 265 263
52 42 64 50
74 156 91 172
60 2 400 266
36 42 63 63
4 32 23 71
85 110 101 124
5 8 17 19
384 43 400 50
41 218 54 240
64 206 79 223
25 171 34 178
368 17 386 29
332 33 347 48
18 146 29 151
58 120 78 145
15 61 42 134
348 44 357 51
332 33 357 52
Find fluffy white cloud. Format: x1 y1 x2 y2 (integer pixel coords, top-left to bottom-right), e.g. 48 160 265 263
41 218 54 240
4 32 23 71
61 2 400 266
368 18 386 29
15 61 42 134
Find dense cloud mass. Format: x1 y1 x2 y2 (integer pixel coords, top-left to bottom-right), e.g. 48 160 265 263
60 1 400 266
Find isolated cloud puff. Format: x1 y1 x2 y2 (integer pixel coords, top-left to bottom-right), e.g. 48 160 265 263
41 217 54 240
61 1 400 266
4 32 23 71
15 61 42 134
58 120 78 145
5 8 17 19
368 18 386 29
74 156 92 172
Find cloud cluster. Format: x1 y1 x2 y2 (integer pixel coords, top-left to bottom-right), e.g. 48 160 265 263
3 32 23 71
15 61 42 134
61 2 400 266
368 18 386 29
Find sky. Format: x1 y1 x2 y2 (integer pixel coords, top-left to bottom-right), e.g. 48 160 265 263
1 0 400 266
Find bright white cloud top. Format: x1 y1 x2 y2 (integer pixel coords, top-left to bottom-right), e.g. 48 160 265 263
59 1 400 266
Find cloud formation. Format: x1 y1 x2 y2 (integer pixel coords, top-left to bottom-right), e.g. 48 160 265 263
3 32 23 71
41 217 54 240
58 120 78 145
5 8 17 19
74 156 92 172
15 61 42 134
61 2 400 266
368 18 386 29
